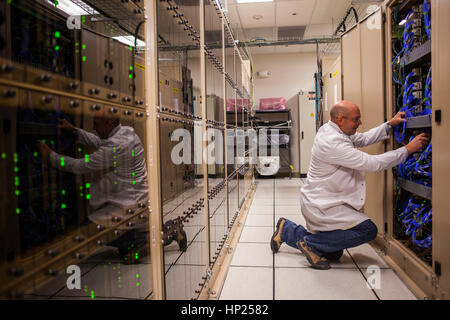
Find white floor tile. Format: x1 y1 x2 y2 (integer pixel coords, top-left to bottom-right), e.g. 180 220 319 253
248 205 275 215
231 243 273 267
274 205 302 215
219 266 273 300
275 268 377 300
239 226 273 243
347 243 390 269
372 269 417 300
244 214 274 227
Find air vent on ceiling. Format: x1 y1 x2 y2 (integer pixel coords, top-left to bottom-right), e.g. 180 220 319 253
277 26 306 41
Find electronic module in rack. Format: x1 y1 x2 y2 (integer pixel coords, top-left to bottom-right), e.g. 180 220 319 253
391 0 432 265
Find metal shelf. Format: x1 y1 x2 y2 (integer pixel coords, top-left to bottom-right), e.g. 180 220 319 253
398 177 432 200
402 40 431 68
406 114 432 128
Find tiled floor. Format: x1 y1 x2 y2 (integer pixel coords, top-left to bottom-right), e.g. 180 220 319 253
219 178 417 300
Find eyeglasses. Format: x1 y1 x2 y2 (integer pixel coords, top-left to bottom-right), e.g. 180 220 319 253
342 116 361 124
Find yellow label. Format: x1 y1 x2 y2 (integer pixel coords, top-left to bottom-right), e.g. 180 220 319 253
135 63 145 70
159 80 163 85
332 70 338 78
290 165 294 170
171 88 180 93
310 112 314 118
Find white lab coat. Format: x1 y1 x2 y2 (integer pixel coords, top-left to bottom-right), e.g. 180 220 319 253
300 120 409 233
50 125 148 226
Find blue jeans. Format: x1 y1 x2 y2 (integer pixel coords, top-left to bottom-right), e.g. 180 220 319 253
281 219 378 260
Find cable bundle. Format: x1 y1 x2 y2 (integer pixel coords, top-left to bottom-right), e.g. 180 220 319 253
423 0 431 40
397 134 432 186
398 196 432 248
421 66 432 115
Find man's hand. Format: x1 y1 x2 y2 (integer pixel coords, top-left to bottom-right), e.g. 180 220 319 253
58 118 76 133
35 141 52 160
405 133 430 155
389 111 407 127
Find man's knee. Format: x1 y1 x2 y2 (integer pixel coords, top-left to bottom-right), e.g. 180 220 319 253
365 220 378 241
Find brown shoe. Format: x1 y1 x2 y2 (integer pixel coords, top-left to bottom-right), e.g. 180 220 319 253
271 218 286 253
297 240 331 270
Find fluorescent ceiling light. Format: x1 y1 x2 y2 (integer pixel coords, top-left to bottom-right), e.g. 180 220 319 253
237 0 273 4
113 36 146 47
46 0 98 16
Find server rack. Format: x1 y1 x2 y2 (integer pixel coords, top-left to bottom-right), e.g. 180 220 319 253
0 0 254 300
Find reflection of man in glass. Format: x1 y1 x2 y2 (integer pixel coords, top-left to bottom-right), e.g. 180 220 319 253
36 108 149 263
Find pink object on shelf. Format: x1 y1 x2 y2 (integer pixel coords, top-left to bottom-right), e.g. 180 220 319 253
259 97 287 110
226 98 251 112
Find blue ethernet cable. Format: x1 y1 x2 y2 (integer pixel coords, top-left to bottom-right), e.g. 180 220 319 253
423 0 431 40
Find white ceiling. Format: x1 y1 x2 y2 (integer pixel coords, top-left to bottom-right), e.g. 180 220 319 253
224 0 377 55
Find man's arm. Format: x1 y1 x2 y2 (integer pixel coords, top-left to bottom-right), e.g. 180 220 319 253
327 133 429 172
350 122 390 148
47 145 114 175
350 111 407 148
58 119 102 148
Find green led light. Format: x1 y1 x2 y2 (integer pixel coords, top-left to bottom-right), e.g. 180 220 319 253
14 166 19 173
131 150 135 157
75 42 79 47
86 183 91 189
129 46 133 51
132 172 135 177
132 181 136 185
82 56 86 62
130 66 133 71
113 147 116 153
90 291 94 299
1 153 6 159
114 181 118 185
62 189 66 195
78 147 82 152
136 282 140 287
16 208 21 214
82 44 86 50
136 274 139 278
82 16 86 24
15 190 20 196
113 161 117 167
60 157 65 167
128 74 133 79
86 194 91 200
33 152 38 157
42 139 46 143
61 203 67 209
55 31 61 38
135 253 139 260
80 193 84 197
85 154 89 163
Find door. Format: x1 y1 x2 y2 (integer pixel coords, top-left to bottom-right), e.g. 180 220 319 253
298 92 316 175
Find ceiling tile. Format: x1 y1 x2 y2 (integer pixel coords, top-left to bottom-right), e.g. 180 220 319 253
231 2 276 28
276 0 316 27
309 0 352 25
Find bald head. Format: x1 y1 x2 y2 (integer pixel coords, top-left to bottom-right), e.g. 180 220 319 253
330 101 358 122
329 100 361 136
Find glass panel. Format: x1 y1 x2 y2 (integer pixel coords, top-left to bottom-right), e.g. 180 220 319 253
157 0 207 300
204 0 226 268
0 0 152 300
